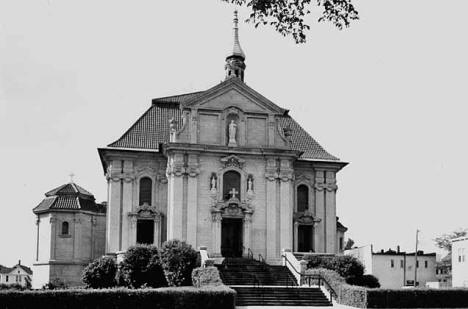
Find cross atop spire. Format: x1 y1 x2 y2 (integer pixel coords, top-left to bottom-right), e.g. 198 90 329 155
225 10 246 82
69 172 75 183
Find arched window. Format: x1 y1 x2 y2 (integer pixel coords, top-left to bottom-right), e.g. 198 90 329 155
139 177 152 205
297 185 309 212
61 221 69 235
223 171 241 200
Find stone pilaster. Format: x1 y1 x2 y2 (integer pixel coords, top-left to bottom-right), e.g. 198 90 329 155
121 160 134 251
243 213 252 256
211 212 222 256
279 159 294 254
265 157 278 261
314 170 326 253
129 216 137 247
49 215 57 260
73 216 82 260
106 160 123 254
324 171 338 254
166 152 185 240
186 153 199 247
154 214 161 247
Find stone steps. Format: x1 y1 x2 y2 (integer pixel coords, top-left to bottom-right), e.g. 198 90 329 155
218 257 332 307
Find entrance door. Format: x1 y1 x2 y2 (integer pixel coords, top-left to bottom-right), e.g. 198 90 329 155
221 218 243 257
136 219 154 244
298 225 314 252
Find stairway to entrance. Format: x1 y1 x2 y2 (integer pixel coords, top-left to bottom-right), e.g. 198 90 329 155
217 257 332 307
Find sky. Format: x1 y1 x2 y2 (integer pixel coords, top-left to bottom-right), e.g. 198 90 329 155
1 0 467 267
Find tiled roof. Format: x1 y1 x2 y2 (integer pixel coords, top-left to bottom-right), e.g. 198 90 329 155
0 264 33 275
45 183 94 197
107 91 340 161
33 183 105 214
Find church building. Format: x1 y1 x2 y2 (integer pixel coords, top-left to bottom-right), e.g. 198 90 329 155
98 12 348 264
32 12 348 288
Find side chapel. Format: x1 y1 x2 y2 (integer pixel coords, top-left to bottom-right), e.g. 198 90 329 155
98 12 348 263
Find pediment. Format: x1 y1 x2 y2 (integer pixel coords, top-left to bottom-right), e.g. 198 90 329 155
183 78 287 115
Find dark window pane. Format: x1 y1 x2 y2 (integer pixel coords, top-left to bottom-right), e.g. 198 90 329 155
139 177 152 205
297 185 309 212
61 222 69 235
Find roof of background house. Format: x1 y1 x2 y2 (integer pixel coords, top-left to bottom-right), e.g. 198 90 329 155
33 183 106 214
107 87 341 162
0 264 32 275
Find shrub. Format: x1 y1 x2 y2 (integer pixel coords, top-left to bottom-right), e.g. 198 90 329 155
82 256 117 288
160 240 198 287
346 274 380 288
0 286 236 309
328 255 364 279
192 267 223 288
0 284 24 291
119 244 167 288
42 278 68 290
304 254 333 269
305 268 345 297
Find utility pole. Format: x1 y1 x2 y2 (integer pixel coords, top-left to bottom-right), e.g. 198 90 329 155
414 229 419 287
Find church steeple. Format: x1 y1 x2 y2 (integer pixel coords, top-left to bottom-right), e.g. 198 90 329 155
225 10 246 82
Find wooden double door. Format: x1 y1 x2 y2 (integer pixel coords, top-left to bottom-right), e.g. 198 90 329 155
221 218 243 257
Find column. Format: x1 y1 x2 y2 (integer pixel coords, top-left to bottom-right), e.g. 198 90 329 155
265 157 278 261
243 213 252 256
106 160 123 254
186 153 199 247
279 158 294 254
314 170 325 253
325 171 338 254
167 152 185 240
211 212 222 256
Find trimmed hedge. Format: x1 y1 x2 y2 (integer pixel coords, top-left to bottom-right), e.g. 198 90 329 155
160 240 199 287
0 286 236 309
366 288 468 308
192 267 223 288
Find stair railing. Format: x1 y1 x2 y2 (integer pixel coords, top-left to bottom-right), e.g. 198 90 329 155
282 253 337 300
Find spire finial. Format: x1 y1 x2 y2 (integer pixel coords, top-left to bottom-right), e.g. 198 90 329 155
69 172 75 183
225 10 246 81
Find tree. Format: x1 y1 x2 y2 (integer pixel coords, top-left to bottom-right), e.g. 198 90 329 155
344 238 355 250
434 228 467 253
160 239 199 286
222 0 359 43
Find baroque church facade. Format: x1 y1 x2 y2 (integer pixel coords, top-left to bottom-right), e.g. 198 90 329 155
32 12 347 287
98 12 347 262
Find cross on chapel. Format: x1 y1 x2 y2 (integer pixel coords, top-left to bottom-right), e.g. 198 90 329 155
69 172 75 183
229 188 238 199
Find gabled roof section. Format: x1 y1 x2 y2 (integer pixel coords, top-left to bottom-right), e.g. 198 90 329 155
183 78 287 115
104 84 340 161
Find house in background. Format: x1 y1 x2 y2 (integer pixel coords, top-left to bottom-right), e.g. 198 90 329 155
451 236 468 287
346 245 437 288
435 254 452 287
0 261 33 287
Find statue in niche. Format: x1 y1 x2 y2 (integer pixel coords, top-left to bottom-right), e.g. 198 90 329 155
228 120 237 146
210 174 217 193
247 176 254 194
